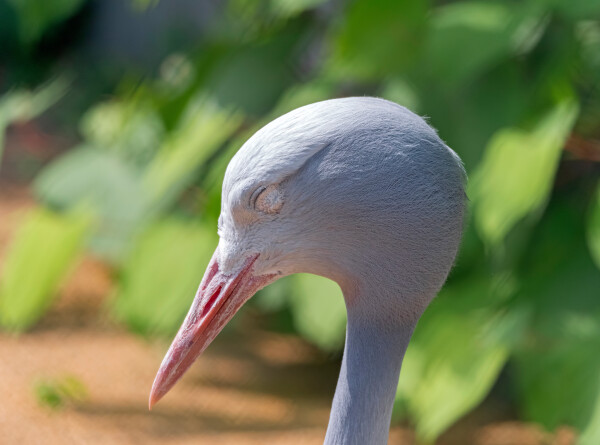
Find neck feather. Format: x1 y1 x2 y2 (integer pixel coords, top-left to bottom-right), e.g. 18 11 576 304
324 294 416 445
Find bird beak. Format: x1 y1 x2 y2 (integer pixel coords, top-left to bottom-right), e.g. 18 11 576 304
149 249 273 409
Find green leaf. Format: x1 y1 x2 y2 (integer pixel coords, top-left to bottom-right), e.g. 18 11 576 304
7 0 85 45
395 274 526 443
288 274 346 351
269 0 326 18
543 0 600 21
79 100 165 168
34 147 147 263
416 62 530 172
422 2 547 86
512 192 600 437
34 381 63 409
423 2 512 86
587 183 600 270
329 0 428 80
516 191 600 327
33 375 88 409
208 37 299 116
397 302 517 443
143 97 243 210
253 276 291 312
514 332 600 433
579 384 600 445
469 100 579 246
0 208 89 332
113 219 217 336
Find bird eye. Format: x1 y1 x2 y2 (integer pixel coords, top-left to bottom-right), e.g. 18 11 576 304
249 186 266 207
251 184 283 214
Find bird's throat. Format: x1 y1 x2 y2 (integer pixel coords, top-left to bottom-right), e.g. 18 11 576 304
324 311 415 445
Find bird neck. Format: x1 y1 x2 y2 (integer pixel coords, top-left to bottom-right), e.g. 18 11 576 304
324 298 415 445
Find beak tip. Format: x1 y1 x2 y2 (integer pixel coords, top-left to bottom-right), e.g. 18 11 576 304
148 392 155 411
148 389 159 411
146 252 263 413
149 376 165 411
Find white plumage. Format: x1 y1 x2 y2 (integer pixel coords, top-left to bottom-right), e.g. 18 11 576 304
150 97 466 445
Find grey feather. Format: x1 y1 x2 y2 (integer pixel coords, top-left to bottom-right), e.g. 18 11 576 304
218 97 466 444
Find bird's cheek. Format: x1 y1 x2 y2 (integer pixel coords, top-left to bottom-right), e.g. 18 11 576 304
252 255 284 277
216 238 252 275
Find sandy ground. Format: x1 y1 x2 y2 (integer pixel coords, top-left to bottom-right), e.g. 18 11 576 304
0 188 577 445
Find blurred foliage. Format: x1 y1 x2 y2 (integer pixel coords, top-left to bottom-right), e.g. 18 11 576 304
1 0 599 443
33 375 88 409
397 277 528 441
113 219 217 336
34 95 241 262
589 184 600 269
0 78 69 165
254 273 347 351
470 99 579 246
0 208 89 331
7 0 85 45
289 274 347 351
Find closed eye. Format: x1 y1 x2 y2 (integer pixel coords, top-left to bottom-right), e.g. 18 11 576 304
253 184 284 214
249 186 267 208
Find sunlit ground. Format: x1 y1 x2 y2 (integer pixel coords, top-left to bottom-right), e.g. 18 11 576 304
0 187 577 445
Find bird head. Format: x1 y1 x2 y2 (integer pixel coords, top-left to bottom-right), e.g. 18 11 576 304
149 97 466 408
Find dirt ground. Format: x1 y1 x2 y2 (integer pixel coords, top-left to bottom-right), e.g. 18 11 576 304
0 187 577 445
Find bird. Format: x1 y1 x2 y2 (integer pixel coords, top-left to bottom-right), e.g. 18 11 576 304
148 97 466 444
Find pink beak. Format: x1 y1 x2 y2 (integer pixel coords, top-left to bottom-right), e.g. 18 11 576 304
149 250 275 409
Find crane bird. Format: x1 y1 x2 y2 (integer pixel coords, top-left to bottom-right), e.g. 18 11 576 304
149 97 466 444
